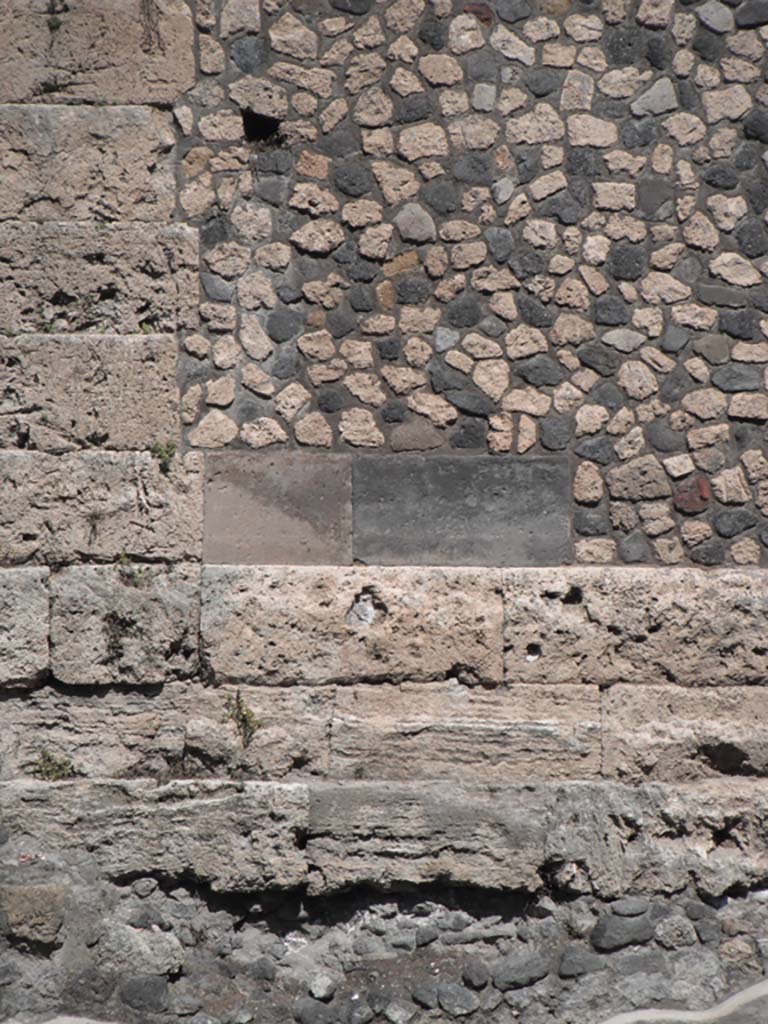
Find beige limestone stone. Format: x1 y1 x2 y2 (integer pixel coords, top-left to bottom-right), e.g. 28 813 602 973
0 105 175 222
504 567 768 687
339 409 384 448
371 161 420 205
0 568 49 688
189 410 238 448
712 466 751 504
607 455 671 500
0 451 202 565
489 25 535 65
1 779 307 893
710 252 763 287
330 682 601 782
294 412 333 449
0 335 178 453
202 566 504 686
0 222 197 334
639 272 692 305
0 0 195 104
418 54 463 86
574 461 605 505
682 388 728 420
507 103 565 144
51 565 199 688
241 418 288 450
604 686 768 781
270 11 317 59
0 682 333 782
290 219 345 255
397 124 449 161
567 115 618 147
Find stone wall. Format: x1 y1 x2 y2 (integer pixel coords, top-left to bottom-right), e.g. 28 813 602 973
3 1 768 1024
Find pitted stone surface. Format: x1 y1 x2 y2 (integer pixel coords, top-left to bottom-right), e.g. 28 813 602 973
0 569 49 688
0 335 178 452
201 565 504 685
0 106 176 222
0 452 203 565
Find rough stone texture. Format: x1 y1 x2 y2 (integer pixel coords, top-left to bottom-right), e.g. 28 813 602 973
353 455 571 565
503 567 768 686
201 566 504 685
330 681 601 780
0 223 198 334
305 780 768 897
0 568 49 688
0 106 176 222
605 685 768 782
0 682 333 782
204 453 352 565
0 335 179 452
0 780 308 892
50 565 200 687
0 0 196 104
0 452 203 565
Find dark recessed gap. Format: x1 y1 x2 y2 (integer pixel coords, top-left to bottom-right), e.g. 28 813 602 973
241 109 283 145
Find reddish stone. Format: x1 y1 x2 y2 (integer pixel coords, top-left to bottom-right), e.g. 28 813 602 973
673 474 711 515
463 2 494 26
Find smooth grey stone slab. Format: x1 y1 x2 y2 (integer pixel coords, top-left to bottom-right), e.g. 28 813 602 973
352 455 570 566
204 453 352 565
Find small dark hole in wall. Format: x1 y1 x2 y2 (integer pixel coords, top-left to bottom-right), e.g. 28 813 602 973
562 585 583 605
526 643 542 660
241 109 284 146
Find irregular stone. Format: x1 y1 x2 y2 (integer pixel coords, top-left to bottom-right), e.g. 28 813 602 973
710 252 762 287
291 220 345 255
607 455 671 500
630 78 678 117
492 954 551 991
202 565 504 685
591 913 654 951
394 203 436 243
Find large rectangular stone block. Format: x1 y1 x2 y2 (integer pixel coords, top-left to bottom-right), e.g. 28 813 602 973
604 685 768 782
306 781 768 898
0 0 195 104
503 568 768 687
330 682 601 781
352 455 571 566
0 223 198 334
0 568 49 687
201 566 504 685
0 683 333 781
204 453 353 565
0 451 203 565
0 106 176 222
0 335 178 451
50 564 200 687
0 780 308 893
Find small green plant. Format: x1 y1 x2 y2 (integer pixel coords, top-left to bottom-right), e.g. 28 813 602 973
225 690 258 748
117 552 147 588
139 322 154 335
32 750 74 781
150 440 176 474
